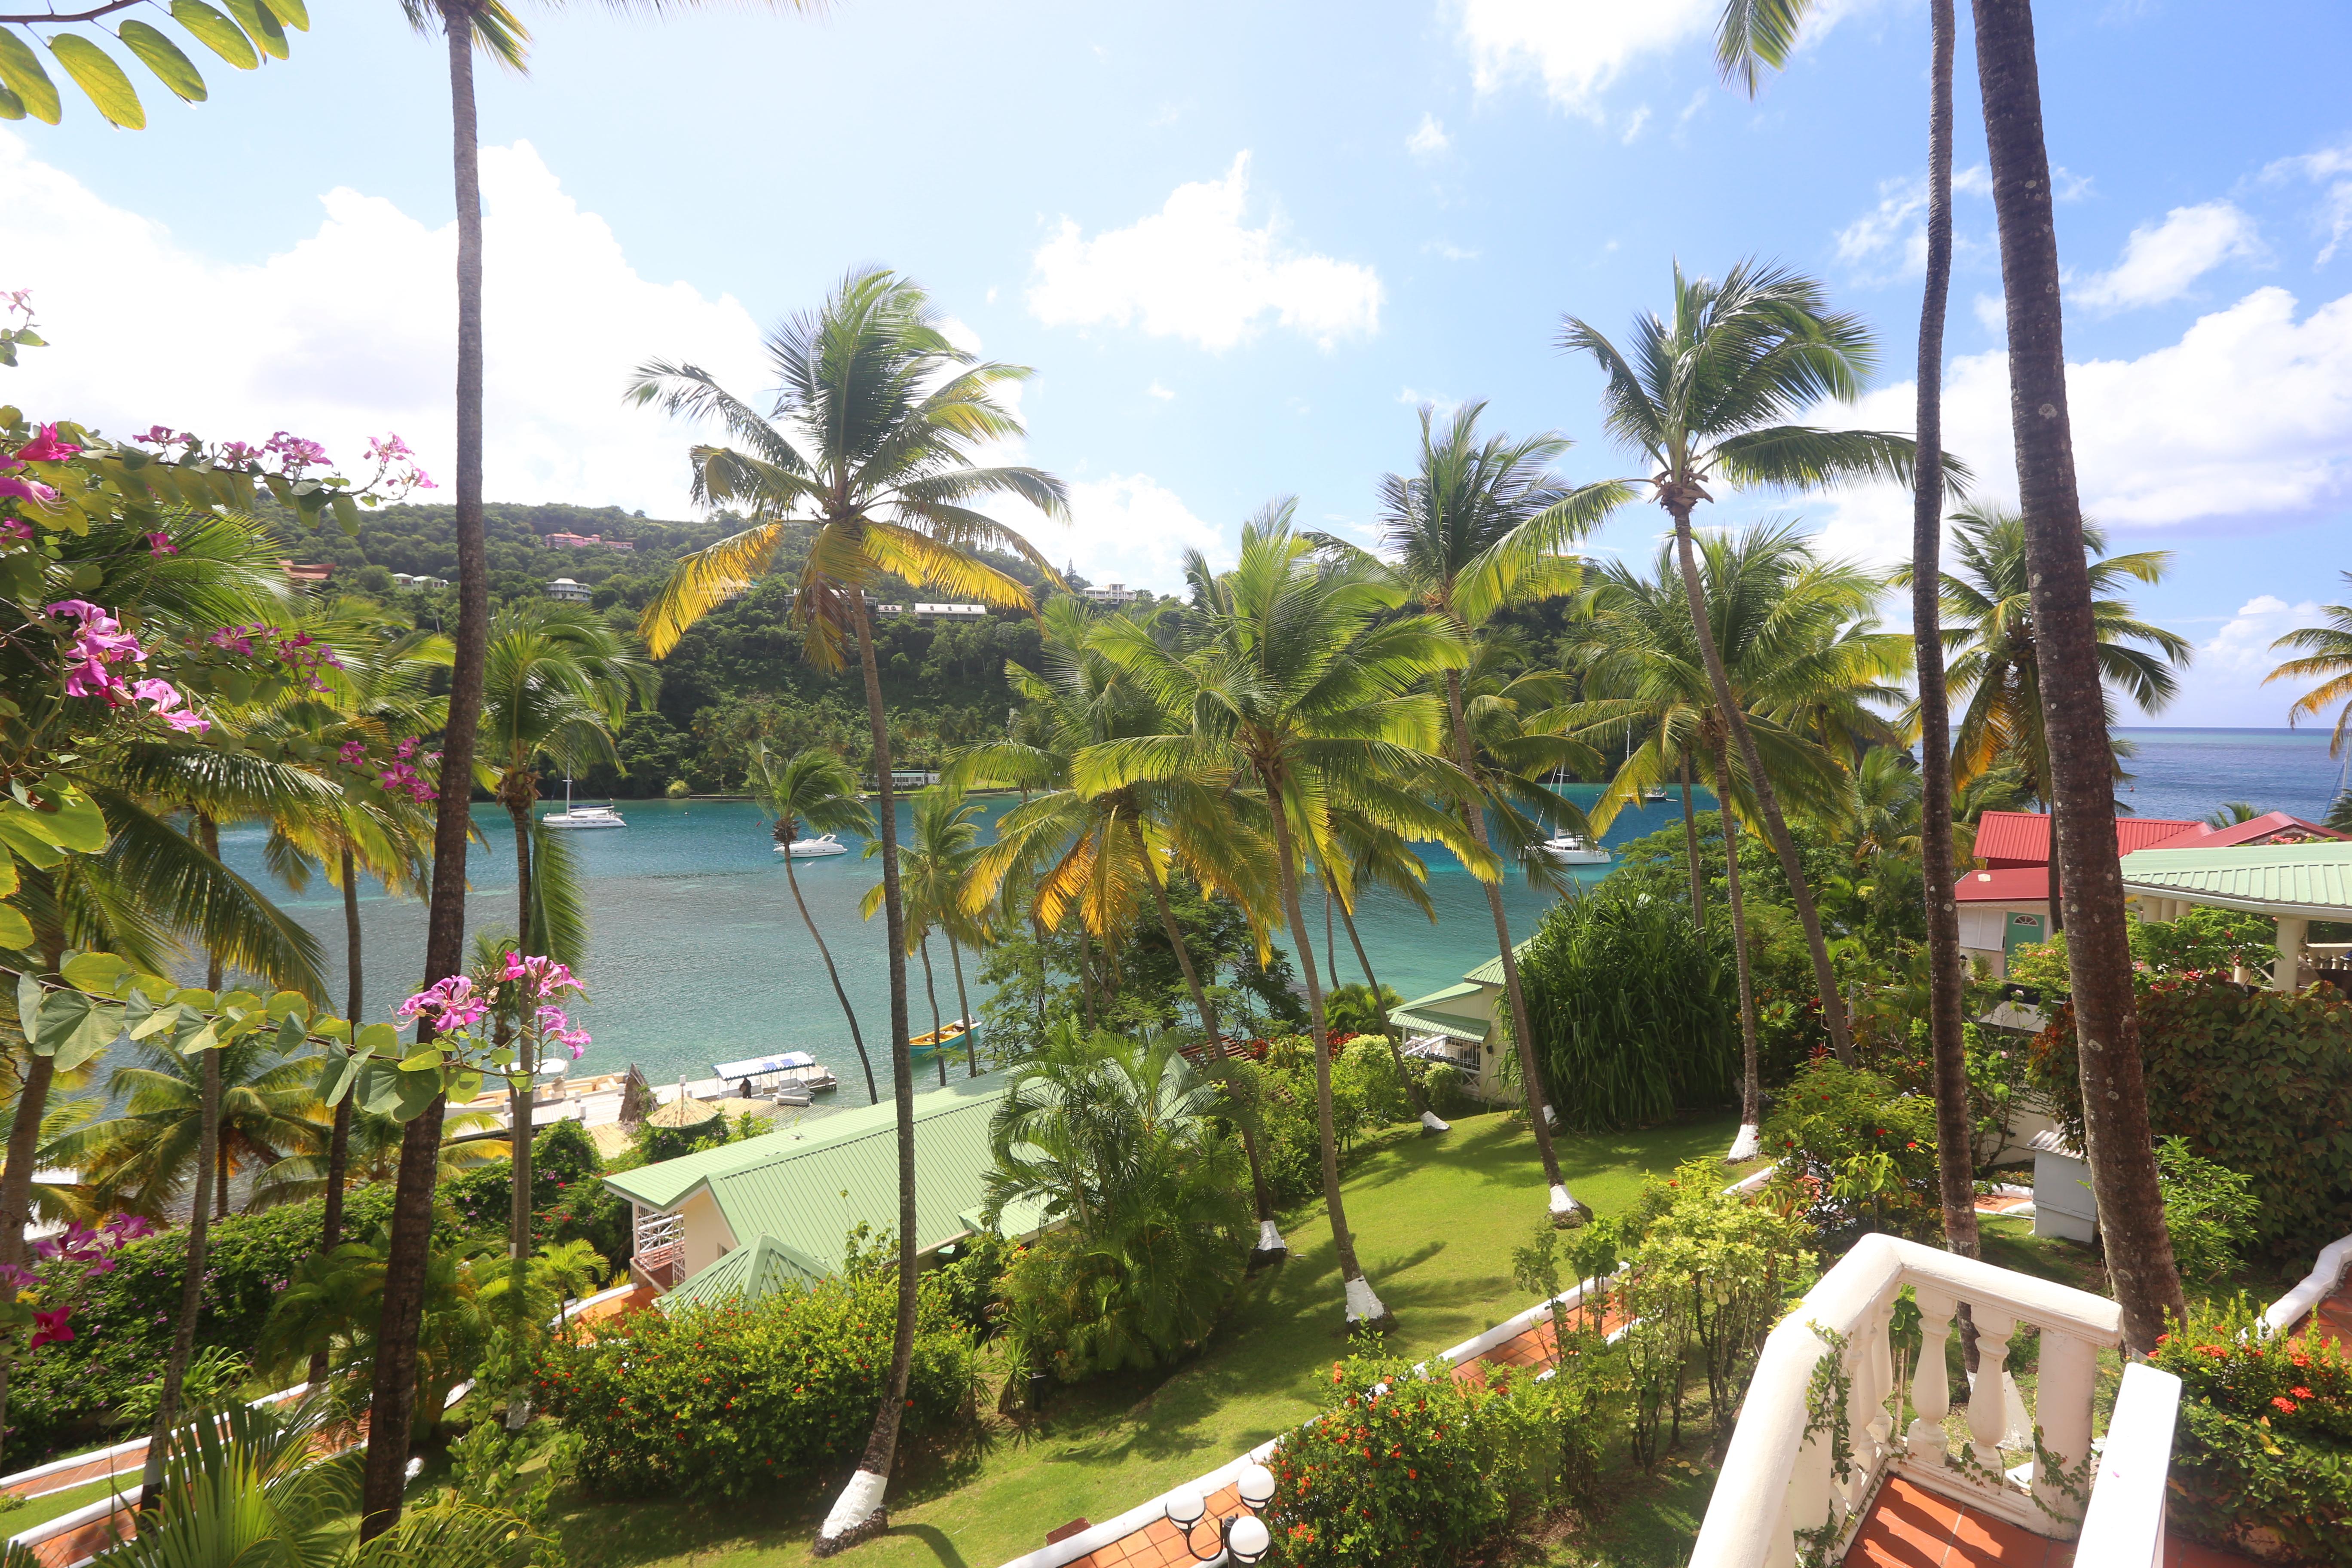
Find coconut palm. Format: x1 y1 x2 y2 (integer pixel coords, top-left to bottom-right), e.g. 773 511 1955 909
862 786 989 1085
1559 260 1952 1065
1903 505 2190 804
2268 572 2352 756
1319 403 1625 1221
629 266 1068 1551
748 744 879 1101
1316 807 1448 1131
251 1107 508 1204
1082 504 1487 1329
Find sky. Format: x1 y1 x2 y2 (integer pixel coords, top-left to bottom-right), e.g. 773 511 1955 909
6 0 2352 728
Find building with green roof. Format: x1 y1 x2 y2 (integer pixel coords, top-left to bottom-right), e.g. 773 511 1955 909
1386 945 1528 1103
605 1072 1050 1297
2120 839 2352 991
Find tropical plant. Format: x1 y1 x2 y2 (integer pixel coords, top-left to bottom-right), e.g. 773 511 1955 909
254 1232 490 1445
864 784 989 1083
1559 259 1946 1066
2269 571 2352 756
0 0 315 129
630 265 1067 1550
749 743 878 1099
1083 505 1487 1329
984 1022 1251 1375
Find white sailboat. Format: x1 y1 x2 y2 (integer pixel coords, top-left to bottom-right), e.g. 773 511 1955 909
542 774 626 830
1531 832 1611 865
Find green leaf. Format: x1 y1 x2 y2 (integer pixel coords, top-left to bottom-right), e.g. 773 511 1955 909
14 973 39 1035
0 82 26 120
356 1022 400 1053
168 0 258 68
358 1060 442 1122
317 1047 366 1106
31 782 108 854
0 855 15 901
33 989 119 1070
219 0 286 60
117 20 207 102
0 904 29 950
48 34 146 129
398 1045 445 1073
330 492 361 536
266 989 310 1020
260 0 307 31
60 951 130 995
275 1011 307 1053
0 29 62 125
127 998 181 1041
0 817 63 872
447 1068 483 1104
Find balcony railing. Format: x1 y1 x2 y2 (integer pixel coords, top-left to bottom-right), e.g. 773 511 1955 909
1692 1233 2136 1568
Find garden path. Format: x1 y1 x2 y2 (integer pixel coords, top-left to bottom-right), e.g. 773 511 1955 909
1841 1473 2254 1568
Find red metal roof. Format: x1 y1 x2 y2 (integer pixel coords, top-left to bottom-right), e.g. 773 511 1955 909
1972 809 2203 867
1954 867 2051 903
2158 811 2349 850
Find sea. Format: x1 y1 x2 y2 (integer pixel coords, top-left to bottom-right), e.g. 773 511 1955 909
209 728 2347 1121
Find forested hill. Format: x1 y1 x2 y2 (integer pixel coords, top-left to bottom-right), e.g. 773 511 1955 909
279 500 1117 797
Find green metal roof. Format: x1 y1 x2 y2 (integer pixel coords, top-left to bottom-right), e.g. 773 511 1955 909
2118 840 2352 918
656 1232 830 1314
1388 980 1490 1044
1461 940 1533 988
603 1073 1050 1273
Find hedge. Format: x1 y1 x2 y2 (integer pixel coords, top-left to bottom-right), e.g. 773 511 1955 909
2028 974 2352 1260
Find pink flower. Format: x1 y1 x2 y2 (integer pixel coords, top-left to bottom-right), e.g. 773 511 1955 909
502 953 582 1001
132 679 209 735
219 441 262 468
0 519 31 542
262 432 329 474
339 739 368 764
28 1308 73 1349
397 974 487 1033
13 425 80 463
144 531 176 555
0 475 59 507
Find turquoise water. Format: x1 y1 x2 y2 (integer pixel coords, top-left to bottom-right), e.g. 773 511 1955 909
211 785 1703 1113
210 727 2346 1118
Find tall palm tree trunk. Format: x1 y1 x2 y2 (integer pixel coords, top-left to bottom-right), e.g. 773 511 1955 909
1715 755 1765 1159
1129 818 1285 1254
506 801 537 1268
1663 506 1855 1064
1262 790 1388 1328
310 845 364 1387
1320 874 1340 992
1916 0 1981 1268
946 939 976 1079
781 845 878 1101
1077 927 1099 1032
1971 0 2182 1351
1333 894 1440 1129
1679 756 1706 922
1442 671 1582 1222
0 933 64 1453
816 598 917 1554
919 938 946 1090
361 4 489 1536
142 821 227 1511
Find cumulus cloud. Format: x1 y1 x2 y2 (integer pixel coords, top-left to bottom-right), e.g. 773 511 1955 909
1407 113 1451 159
2262 141 2352 264
1453 0 1716 116
2202 594 2326 676
1803 285 2352 567
2074 201 2264 311
1026 153 1382 351
0 131 766 516
1059 473 1226 590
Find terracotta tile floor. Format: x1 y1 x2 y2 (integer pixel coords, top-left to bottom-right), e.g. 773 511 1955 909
2300 1281 2352 1348
1841 1474 2255 1568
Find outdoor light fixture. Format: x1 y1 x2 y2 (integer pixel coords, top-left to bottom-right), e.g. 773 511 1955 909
1164 1464 1276 1565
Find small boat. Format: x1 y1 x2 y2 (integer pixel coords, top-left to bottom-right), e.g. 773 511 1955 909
1532 833 1612 866
543 774 625 830
910 1018 973 1054
777 833 849 859
712 1050 839 1099
1643 786 1669 802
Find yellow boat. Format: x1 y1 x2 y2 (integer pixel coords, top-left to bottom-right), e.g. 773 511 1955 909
910 1018 973 1053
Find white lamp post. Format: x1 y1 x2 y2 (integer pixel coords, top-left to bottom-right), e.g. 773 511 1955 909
1164 1463 1277 1564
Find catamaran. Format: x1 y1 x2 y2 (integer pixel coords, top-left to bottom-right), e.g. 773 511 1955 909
542 774 625 830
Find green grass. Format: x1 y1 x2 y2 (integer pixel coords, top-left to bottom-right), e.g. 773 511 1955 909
2 1471 134 1534
547 1108 1748 1568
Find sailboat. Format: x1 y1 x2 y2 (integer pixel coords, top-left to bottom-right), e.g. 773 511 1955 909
542 773 626 830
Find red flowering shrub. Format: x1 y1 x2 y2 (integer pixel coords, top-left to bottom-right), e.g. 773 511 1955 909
2148 1298 2352 1563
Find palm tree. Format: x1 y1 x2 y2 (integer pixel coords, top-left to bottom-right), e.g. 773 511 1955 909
1331 402 1626 1222
1905 506 2190 805
1318 807 1449 1133
1967 0 2186 1353
1559 259 1949 1064
1083 505 1485 1329
748 744 879 1101
629 267 1068 1552
862 786 989 1086
2268 572 2352 755
1564 527 1901 1154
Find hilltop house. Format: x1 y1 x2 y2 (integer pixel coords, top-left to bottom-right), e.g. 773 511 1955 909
1387 947 1524 1103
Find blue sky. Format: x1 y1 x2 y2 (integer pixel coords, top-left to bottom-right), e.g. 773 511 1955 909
7 0 2352 727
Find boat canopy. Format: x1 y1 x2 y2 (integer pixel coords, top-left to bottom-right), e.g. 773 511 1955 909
712 1051 819 1079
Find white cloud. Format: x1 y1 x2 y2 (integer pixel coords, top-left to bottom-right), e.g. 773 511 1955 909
1836 176 1927 270
1146 380 1176 401
1407 113 1451 159
1454 0 1716 116
1805 285 2352 568
2075 201 2263 310
1060 474 1225 590
2262 141 2352 264
1621 105 1651 144
1026 153 1382 351
2202 594 2326 676
1425 240 1481 262
0 132 766 515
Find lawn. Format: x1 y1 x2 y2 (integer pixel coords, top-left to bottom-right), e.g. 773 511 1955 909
545 1107 1747 1568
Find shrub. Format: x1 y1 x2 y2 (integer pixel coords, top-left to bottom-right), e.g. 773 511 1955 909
442 1118 634 1275
1518 886 1740 1130
1761 1060 1942 1244
540 1267 978 1501
2029 975 2352 1259
2007 909 2278 998
1324 983 1401 1040
2149 1298 2352 1564
2156 1137 2260 1289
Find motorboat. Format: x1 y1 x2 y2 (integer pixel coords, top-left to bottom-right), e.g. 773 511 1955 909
777 833 849 859
1532 833 1612 866
713 1050 839 1100
542 775 625 830
1643 786 1669 802
910 1018 973 1054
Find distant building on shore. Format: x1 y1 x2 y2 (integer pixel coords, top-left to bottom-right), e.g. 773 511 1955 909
545 531 634 551
279 560 332 585
392 572 449 591
545 578 591 603
1082 582 1137 606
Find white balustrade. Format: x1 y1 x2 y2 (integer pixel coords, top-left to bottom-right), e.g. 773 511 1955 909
1690 1234 2127 1568
2074 1363 2181 1568
633 1204 685 1273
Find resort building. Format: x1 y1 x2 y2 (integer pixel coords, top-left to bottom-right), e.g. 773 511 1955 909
542 531 634 551
278 559 332 585
544 577 591 603
868 602 989 623
390 572 449 590
1386 947 1525 1102
1955 808 2348 977
1081 582 1138 606
604 1074 1047 1301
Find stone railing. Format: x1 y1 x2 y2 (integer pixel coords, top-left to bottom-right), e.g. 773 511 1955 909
2072 1362 2181 1568
1690 1233 2127 1568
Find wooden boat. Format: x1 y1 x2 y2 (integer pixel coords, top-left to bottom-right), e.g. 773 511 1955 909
910 1018 973 1054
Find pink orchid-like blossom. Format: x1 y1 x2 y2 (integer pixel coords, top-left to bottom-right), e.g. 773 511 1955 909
132 678 210 735
49 602 151 705
3 289 30 321
503 952 583 1001
263 432 329 474
339 739 368 764
0 474 59 507
144 531 176 555
28 1308 73 1349
13 425 81 463
0 519 31 542
534 1006 592 1058
397 974 488 1033
219 441 263 468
